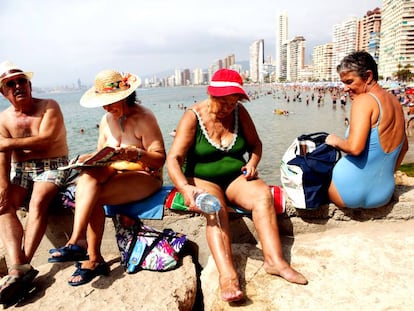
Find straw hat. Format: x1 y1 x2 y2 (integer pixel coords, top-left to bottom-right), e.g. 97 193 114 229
0 61 33 87
80 70 141 108
207 69 249 100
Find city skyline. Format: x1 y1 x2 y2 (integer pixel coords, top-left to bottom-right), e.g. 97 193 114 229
1 0 381 87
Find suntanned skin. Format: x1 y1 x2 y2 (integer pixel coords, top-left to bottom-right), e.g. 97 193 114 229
51 97 166 285
167 94 307 302
326 70 408 207
0 73 68 279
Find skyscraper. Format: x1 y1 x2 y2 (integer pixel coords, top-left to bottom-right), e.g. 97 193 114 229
378 0 414 79
313 43 334 81
276 11 288 81
287 36 306 82
332 17 358 80
249 39 264 83
358 7 381 63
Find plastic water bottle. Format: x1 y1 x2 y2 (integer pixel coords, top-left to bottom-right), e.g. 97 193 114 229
195 193 221 214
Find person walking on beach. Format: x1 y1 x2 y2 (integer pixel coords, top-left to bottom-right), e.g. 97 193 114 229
326 51 408 208
48 69 166 286
0 61 69 303
167 69 307 303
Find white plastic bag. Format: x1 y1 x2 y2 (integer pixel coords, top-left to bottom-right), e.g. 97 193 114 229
280 138 308 209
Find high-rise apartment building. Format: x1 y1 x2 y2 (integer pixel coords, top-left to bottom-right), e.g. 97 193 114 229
332 17 358 80
276 11 288 81
249 39 264 83
182 69 191 86
378 0 414 79
208 60 222 81
192 68 204 85
287 36 306 82
312 43 334 81
223 54 236 69
358 7 381 62
174 69 182 86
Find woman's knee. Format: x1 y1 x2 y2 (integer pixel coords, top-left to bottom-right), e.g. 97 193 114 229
233 185 271 211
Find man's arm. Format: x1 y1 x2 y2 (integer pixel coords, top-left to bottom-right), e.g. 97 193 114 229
0 119 12 212
0 99 66 152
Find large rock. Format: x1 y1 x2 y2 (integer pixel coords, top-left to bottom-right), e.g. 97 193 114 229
1 173 414 310
201 220 414 310
3 254 197 311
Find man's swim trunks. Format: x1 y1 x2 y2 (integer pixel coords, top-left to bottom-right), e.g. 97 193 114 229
11 156 69 189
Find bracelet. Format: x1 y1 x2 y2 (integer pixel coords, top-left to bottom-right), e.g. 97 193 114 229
137 148 142 160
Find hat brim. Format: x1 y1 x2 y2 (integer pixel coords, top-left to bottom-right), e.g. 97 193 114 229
80 74 141 108
0 72 33 87
207 85 249 101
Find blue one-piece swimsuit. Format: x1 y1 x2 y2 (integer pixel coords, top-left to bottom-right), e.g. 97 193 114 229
332 93 404 208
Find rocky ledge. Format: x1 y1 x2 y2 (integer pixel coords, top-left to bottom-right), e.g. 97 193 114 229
1 172 413 310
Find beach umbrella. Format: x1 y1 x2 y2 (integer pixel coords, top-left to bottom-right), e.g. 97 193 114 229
382 81 400 90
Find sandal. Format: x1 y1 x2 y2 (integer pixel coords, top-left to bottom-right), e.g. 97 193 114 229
68 262 110 287
0 264 38 305
48 244 89 263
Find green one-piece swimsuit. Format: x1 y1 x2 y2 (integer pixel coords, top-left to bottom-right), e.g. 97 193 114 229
184 105 248 190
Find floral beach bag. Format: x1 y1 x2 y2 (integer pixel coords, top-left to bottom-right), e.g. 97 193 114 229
114 214 187 273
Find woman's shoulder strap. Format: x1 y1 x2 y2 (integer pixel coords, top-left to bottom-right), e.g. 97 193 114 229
368 92 383 124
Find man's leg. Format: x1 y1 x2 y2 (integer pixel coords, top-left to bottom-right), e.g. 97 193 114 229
0 212 26 269
23 182 58 262
0 185 28 273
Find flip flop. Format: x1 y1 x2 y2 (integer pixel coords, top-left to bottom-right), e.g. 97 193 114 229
48 244 89 263
0 264 39 305
68 262 110 287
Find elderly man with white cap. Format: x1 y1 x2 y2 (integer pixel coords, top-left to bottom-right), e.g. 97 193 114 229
0 61 68 303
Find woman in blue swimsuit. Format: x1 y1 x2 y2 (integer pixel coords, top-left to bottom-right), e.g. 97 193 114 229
326 51 408 208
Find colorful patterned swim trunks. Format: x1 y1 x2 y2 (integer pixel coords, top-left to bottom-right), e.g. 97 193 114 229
10 156 69 189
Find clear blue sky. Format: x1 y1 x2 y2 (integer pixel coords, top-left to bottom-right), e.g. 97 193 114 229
0 0 381 86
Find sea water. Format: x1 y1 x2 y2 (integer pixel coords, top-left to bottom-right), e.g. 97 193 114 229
0 85 350 185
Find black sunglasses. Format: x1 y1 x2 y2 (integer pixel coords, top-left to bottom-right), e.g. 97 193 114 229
4 77 28 88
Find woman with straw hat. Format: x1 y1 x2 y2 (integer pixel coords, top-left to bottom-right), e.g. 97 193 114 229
49 69 166 286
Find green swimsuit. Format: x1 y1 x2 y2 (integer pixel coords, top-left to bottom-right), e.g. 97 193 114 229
184 105 248 189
